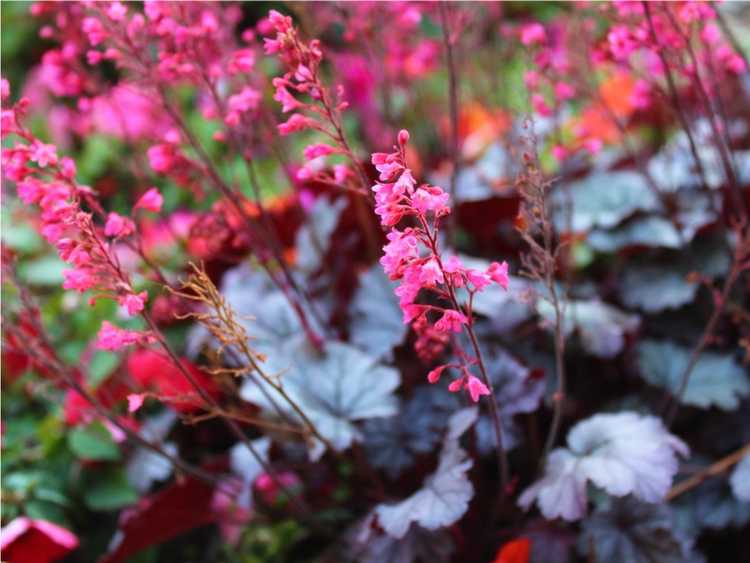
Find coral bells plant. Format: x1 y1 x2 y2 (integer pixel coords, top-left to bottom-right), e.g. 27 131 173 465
2 2 750 562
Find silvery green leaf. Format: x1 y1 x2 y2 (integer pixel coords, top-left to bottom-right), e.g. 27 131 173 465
620 266 696 313
674 476 750 535
579 498 704 563
537 300 639 358
126 410 178 493
475 347 544 454
638 340 749 410
350 265 407 361
552 171 659 232
240 341 400 457
524 520 575 563
344 514 454 563
731 453 750 502
375 408 477 538
518 449 588 521
295 197 346 275
519 412 688 521
588 216 683 252
619 237 730 313
363 387 459 478
230 437 271 509
126 443 177 494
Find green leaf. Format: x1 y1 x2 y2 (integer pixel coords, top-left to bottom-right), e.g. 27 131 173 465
1 210 43 253
68 422 121 461
83 468 138 511
88 351 120 387
17 256 67 286
25 499 69 527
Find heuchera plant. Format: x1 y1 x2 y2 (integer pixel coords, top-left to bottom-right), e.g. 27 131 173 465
2 2 750 562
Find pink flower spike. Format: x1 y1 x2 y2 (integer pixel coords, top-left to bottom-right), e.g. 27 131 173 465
466 375 490 402
0 77 9 100
127 393 145 413
487 261 509 289
427 365 448 384
135 187 163 213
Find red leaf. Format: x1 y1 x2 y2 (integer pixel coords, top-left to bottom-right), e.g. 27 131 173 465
493 537 531 563
126 350 219 413
99 477 217 563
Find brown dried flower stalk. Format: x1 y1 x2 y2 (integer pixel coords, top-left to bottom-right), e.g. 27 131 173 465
172 263 336 453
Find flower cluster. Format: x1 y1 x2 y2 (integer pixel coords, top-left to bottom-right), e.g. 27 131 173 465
1 85 157 351
371 130 509 402
519 1 747 165
264 10 361 189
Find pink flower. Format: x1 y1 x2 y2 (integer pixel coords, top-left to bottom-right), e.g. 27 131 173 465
466 375 490 402
554 81 575 102
120 291 147 316
419 259 444 286
487 261 509 289
402 303 426 324
380 229 419 279
608 25 636 60
272 80 300 112
531 93 551 117
30 142 58 167
104 212 134 238
552 145 568 162
17 179 44 205
466 269 491 291
135 187 163 213
62 269 96 293
127 393 145 413
147 144 175 173
520 23 546 46
225 86 261 126
1 77 9 100
95 321 149 351
434 310 468 333
106 1 127 21
60 157 76 179
412 186 450 216
447 379 463 393
229 49 256 74
303 143 336 160
427 364 448 384
443 255 464 274
584 138 603 155
333 164 349 184
278 114 316 135
701 23 721 45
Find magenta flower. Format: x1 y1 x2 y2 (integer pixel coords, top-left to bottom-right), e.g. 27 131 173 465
135 187 163 213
